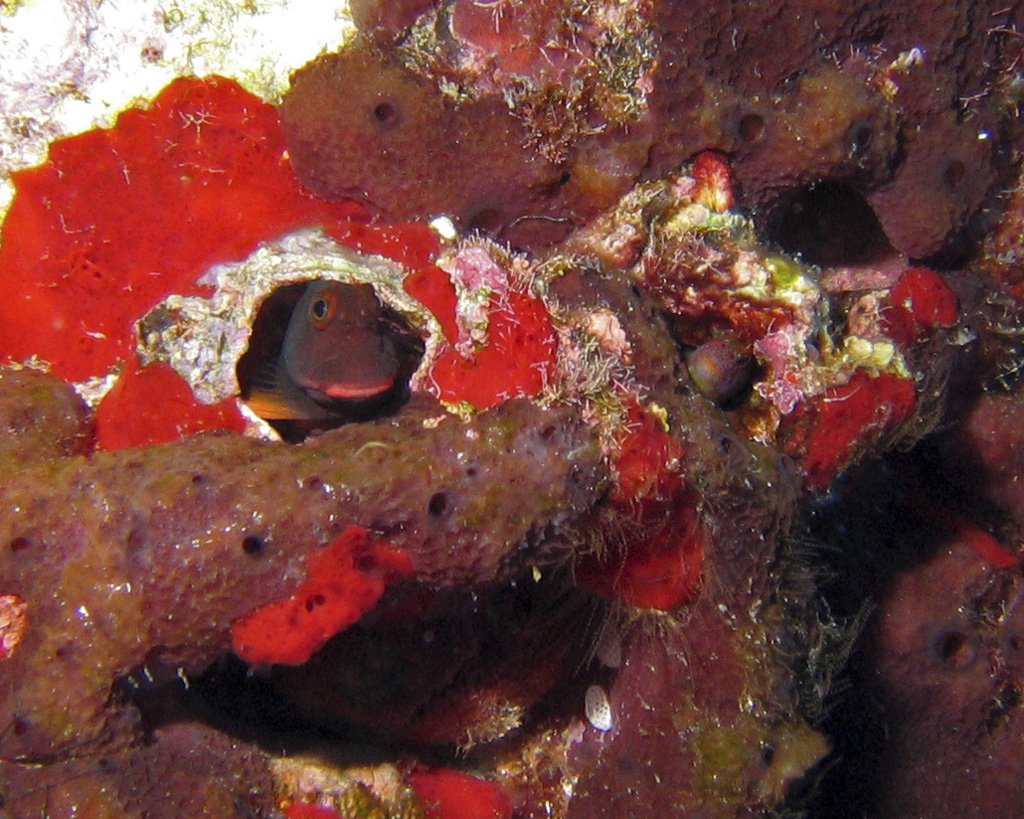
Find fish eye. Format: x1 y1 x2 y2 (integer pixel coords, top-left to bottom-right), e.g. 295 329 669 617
309 290 338 329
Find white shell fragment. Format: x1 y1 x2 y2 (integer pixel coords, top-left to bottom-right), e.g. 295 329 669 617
585 684 614 732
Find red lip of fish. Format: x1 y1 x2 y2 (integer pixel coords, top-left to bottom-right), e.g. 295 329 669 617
305 375 398 402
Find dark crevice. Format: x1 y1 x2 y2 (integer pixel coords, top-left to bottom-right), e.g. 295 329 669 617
770 181 895 268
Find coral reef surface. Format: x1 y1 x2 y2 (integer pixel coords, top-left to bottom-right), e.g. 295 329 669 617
0 0 1023 817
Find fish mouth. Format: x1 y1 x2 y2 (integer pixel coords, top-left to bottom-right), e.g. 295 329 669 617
304 376 397 403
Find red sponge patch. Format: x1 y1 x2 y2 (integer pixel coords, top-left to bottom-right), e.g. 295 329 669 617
577 405 704 611
408 767 513 819
429 291 557 409
231 525 414 666
783 370 917 491
94 360 246 451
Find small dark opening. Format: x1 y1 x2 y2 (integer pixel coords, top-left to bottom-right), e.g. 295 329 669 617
371 99 401 130
770 181 894 267
241 535 265 556
428 491 449 517
466 206 504 235
847 121 874 157
738 113 766 144
933 628 976 670
943 160 966 189
354 552 378 572
9 536 31 552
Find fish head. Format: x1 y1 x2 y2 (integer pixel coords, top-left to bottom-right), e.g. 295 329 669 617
282 281 400 403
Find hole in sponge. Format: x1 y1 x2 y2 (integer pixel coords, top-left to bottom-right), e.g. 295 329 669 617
738 113 766 144
770 181 894 267
371 99 402 130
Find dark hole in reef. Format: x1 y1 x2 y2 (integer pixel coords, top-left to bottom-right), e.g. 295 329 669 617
738 112 766 144
110 576 602 770
305 593 327 611
932 628 976 670
427 491 449 517
541 170 573 196
944 160 967 189
354 552 378 572
237 281 424 443
770 181 894 267
371 98 401 130
9 536 31 552
112 652 196 733
846 120 873 157
466 206 504 235
241 535 265 556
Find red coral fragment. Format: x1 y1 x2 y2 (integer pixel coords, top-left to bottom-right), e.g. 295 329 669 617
785 371 917 491
407 767 513 819
578 405 704 610
95 360 246 451
429 291 557 409
951 517 1020 569
905 486 1021 570
231 525 414 666
326 220 440 270
882 267 958 345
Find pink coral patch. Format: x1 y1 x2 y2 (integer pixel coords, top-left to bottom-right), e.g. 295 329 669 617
692 150 735 213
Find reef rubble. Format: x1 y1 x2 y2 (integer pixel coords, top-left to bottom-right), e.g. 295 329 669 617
0 1 1023 818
